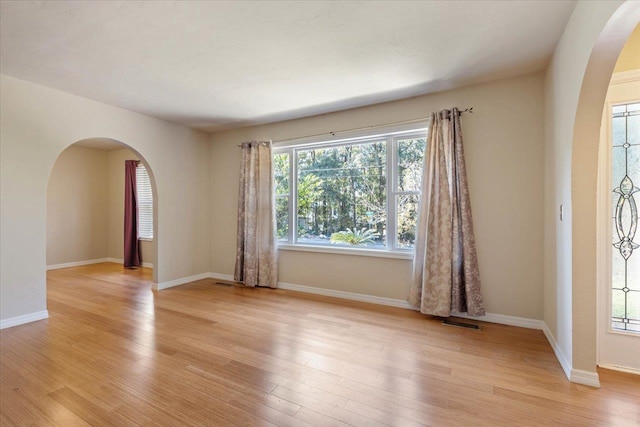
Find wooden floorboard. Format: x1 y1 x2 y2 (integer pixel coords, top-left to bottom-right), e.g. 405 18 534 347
1 262 639 426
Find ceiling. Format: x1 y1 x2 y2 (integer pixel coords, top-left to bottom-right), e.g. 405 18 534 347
0 1 576 132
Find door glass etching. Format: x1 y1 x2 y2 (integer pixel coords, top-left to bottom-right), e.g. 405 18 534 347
611 102 640 333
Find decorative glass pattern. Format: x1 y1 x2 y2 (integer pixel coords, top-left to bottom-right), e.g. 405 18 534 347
611 102 640 333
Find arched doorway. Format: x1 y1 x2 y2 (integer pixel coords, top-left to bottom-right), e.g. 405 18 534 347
594 27 640 373
47 138 159 284
569 2 640 382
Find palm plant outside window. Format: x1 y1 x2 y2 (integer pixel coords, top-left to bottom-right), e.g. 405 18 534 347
274 127 426 253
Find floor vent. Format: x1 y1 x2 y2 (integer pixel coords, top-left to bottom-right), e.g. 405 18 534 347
442 318 481 330
214 281 233 287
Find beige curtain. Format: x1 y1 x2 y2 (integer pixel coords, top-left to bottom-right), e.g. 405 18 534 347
409 108 485 317
234 141 278 288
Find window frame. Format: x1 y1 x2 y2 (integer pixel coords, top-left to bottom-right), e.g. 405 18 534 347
273 123 427 257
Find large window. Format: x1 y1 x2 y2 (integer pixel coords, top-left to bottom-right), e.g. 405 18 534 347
274 127 426 254
136 164 153 240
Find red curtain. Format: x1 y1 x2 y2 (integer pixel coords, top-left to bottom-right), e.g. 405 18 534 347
124 160 141 268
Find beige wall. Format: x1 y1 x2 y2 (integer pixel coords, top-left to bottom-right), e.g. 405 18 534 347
543 0 639 379
106 148 154 264
211 72 545 319
613 24 640 73
1 74 211 321
46 146 109 265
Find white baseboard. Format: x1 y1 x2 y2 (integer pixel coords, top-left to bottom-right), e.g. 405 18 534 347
0 310 49 330
47 258 111 270
541 323 600 387
277 281 415 309
450 310 545 330
209 272 235 282
155 273 211 290
207 273 543 329
598 363 640 376
106 258 153 268
276 280 548 329
570 369 601 388
47 258 152 270
542 322 572 381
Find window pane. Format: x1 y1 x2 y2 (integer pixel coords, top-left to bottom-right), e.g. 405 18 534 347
612 146 626 203
136 165 153 240
296 141 386 247
276 196 289 241
610 103 640 333
612 289 625 319
397 194 419 248
612 249 625 289
397 137 426 192
612 116 626 146
628 291 640 324
628 249 640 291
274 152 289 195
628 103 640 144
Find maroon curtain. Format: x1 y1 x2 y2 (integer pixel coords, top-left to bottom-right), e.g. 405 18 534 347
124 160 141 268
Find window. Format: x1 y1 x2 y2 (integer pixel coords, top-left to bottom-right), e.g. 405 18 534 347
274 125 426 254
610 102 640 333
136 164 153 240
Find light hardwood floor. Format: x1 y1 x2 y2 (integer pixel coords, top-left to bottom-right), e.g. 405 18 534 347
1 263 639 426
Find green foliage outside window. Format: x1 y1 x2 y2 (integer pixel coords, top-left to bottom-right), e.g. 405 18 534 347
330 228 380 246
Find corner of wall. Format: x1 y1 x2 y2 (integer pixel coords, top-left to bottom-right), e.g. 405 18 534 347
542 321 571 380
541 320 599 387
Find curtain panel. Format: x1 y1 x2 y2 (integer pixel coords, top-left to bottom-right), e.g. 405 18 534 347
124 160 141 268
234 141 278 288
409 108 485 317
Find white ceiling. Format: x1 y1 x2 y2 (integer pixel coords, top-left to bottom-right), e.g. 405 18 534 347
0 1 576 132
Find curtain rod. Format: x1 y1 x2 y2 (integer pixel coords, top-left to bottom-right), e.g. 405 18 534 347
237 107 473 147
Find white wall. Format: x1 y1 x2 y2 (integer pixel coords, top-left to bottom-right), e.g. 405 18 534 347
0 74 211 322
543 0 639 379
46 145 110 265
211 72 545 320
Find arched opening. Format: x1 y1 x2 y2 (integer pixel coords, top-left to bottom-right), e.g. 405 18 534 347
570 2 640 379
595 26 640 373
46 138 159 286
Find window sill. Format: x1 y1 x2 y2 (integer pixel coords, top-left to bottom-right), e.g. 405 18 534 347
139 238 154 242
277 243 413 260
